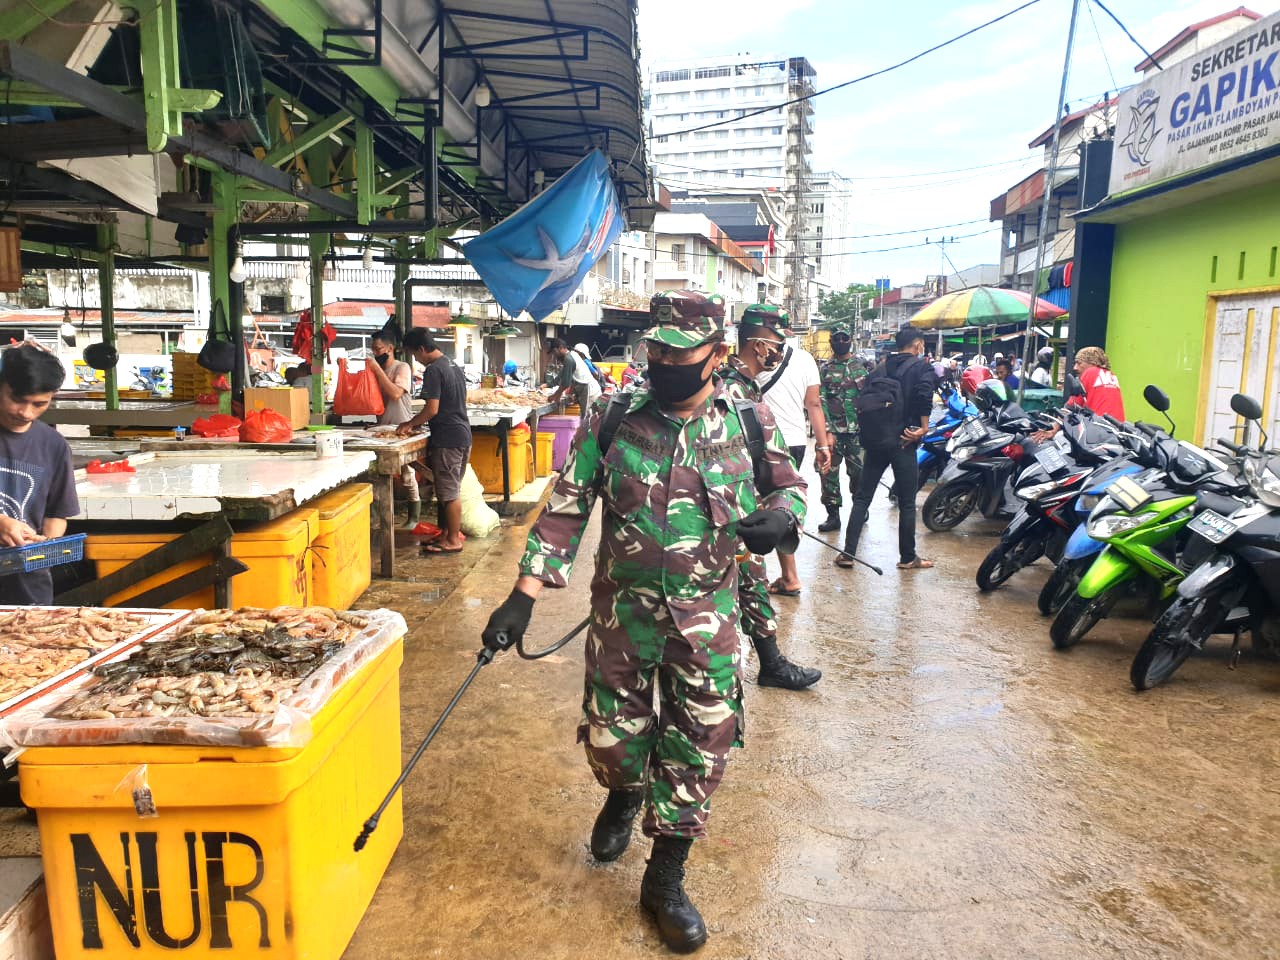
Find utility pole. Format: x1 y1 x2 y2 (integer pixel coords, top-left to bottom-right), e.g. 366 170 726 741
1018 0 1083 404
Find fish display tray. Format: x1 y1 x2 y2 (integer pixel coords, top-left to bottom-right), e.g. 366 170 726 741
2 608 406 748
0 607 192 719
0 533 85 576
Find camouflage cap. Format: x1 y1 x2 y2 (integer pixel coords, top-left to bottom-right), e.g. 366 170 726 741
829 321 852 337
642 290 726 348
740 303 791 335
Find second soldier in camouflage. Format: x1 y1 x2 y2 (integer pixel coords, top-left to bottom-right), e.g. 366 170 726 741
818 321 865 532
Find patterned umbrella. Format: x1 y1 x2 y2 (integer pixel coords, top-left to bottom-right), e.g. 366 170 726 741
908 286 1067 329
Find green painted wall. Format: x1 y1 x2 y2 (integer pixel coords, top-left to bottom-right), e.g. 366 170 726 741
1107 178 1280 423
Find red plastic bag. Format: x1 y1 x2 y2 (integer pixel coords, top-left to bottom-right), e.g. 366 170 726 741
85 458 136 474
241 408 294 443
292 309 337 363
332 358 385 418
191 414 241 438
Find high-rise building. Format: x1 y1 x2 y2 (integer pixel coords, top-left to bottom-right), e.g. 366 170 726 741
804 171 855 298
645 55 817 326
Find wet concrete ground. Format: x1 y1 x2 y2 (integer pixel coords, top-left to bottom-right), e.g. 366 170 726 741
345 456 1280 960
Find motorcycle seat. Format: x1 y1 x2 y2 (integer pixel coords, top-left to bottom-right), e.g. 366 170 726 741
1196 491 1247 516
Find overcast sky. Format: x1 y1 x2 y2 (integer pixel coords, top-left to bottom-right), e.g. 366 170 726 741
637 0 1262 290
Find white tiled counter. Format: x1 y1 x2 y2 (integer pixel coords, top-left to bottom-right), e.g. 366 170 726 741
74 450 376 521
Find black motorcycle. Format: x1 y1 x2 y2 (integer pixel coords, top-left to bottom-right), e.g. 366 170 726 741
976 406 1137 591
922 382 1039 533
1131 393 1280 690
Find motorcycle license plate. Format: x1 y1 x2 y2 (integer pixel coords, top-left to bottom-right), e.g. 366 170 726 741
1187 509 1238 544
1036 446 1068 473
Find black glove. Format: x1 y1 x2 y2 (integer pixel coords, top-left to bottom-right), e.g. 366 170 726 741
482 589 535 653
737 509 793 555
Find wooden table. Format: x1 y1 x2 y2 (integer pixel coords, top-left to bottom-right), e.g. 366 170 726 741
43 399 217 428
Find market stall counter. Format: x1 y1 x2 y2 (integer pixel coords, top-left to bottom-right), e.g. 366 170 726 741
65 449 374 609
137 432 427 580
41 399 219 430
5 604 406 960
466 388 557 511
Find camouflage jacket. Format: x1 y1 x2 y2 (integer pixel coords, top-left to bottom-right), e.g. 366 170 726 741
717 354 761 403
821 355 862 434
519 382 807 604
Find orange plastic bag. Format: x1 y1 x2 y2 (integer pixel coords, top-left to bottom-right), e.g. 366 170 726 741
190 413 241 438
241 408 294 443
332 357 385 417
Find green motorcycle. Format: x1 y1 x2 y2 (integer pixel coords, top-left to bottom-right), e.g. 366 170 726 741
1049 387 1246 650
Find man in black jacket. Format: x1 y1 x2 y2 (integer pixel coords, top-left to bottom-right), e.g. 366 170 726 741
836 326 938 571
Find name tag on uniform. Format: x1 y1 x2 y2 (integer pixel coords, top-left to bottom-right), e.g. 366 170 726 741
696 435 746 462
615 425 667 456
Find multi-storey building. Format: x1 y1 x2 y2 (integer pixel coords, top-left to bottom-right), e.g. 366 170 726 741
645 55 817 326
804 171 855 296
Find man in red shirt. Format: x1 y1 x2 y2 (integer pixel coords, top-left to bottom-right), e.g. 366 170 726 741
1066 345 1125 420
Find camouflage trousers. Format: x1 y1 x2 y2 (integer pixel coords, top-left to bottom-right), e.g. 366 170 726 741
737 554 775 643
820 432 864 510
578 590 743 839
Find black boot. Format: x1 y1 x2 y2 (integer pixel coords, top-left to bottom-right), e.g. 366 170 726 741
817 508 841 533
590 788 644 862
758 655 821 690
640 836 707 953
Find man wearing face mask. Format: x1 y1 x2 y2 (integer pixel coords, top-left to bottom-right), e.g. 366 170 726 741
719 308 822 691
481 290 806 953
817 322 863 533
367 324 420 526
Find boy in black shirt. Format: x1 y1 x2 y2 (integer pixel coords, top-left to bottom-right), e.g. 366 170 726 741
0 345 79 604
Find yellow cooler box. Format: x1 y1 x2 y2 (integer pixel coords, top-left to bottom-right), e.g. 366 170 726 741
19 635 404 960
468 432 531 495
85 507 320 609
310 483 373 609
534 432 554 477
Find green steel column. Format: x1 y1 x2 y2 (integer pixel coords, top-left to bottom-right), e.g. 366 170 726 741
309 233 326 418
394 237 409 349
210 171 235 340
96 224 119 411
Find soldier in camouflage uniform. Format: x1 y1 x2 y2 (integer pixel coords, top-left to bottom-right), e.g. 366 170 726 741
482 290 806 954
719 305 821 691
818 321 865 533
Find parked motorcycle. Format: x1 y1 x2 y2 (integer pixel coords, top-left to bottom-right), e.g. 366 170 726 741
1049 386 1248 650
1130 393 1280 689
918 384 978 488
976 406 1137 592
922 381 1039 532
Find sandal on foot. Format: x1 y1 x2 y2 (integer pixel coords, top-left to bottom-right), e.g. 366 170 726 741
896 557 934 569
834 554 855 569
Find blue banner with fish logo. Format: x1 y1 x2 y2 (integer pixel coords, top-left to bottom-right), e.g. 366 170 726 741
463 150 624 322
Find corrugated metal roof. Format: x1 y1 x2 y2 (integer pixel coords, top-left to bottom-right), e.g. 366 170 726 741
421 0 649 218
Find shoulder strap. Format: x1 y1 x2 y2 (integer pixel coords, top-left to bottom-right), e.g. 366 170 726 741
730 397 773 492
596 391 633 456
759 346 794 396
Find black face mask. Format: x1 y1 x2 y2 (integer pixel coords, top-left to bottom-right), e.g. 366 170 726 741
831 336 852 355
648 357 713 404
374 352 391 369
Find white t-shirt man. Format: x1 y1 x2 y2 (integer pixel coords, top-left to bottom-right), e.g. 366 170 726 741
754 345 820 448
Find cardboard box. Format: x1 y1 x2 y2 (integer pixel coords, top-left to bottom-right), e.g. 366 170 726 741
244 387 310 430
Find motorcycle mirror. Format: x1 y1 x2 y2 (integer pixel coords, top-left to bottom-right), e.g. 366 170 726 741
1230 392 1263 421
1143 384 1171 413
1064 373 1085 398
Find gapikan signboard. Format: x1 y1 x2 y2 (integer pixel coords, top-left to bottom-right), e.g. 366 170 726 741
1110 10 1280 196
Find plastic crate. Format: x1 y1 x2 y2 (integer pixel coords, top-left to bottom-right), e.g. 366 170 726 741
0 533 86 576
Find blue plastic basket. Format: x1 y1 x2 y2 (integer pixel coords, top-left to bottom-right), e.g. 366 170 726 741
0 533 86 576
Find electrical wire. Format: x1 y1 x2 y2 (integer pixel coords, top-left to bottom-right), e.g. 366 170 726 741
652 0 1045 140
648 153 1042 182
654 163 1047 197
608 226 999 262
1085 0 1119 94
1090 0 1162 70
16 0 141 29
